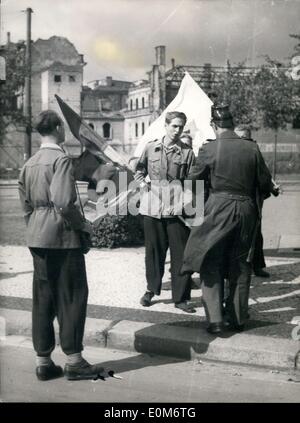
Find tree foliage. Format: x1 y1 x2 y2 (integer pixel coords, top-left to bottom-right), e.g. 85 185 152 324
0 43 26 142
212 34 299 132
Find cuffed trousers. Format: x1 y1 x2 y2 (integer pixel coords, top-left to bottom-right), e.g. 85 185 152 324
30 248 88 357
143 216 191 303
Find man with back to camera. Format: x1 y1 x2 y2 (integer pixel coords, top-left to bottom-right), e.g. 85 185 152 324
181 105 274 333
18 110 107 381
234 125 280 278
134 111 196 313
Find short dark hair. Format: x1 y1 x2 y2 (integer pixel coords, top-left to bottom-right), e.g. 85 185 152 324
35 110 63 136
165 111 187 125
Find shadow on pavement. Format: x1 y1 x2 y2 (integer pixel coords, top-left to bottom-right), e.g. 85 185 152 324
93 352 186 376
0 271 33 280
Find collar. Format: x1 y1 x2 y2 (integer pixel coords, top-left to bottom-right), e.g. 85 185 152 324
40 143 64 151
216 130 240 140
154 137 182 153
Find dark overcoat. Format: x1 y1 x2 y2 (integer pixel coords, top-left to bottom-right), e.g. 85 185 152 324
181 130 273 273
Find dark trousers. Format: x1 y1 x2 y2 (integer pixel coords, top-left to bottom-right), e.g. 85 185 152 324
253 224 266 271
30 248 88 357
201 229 251 326
143 216 191 303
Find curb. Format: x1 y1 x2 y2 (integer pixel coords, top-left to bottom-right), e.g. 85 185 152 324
1 308 299 371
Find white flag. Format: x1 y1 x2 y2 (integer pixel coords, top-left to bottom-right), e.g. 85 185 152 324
134 71 215 158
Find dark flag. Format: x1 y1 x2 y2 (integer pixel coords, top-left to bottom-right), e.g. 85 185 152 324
55 95 137 223
55 94 131 169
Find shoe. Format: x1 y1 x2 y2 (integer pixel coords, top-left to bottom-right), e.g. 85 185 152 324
64 358 105 381
140 291 154 307
206 322 223 335
226 324 245 332
254 268 270 277
36 362 63 381
175 302 196 313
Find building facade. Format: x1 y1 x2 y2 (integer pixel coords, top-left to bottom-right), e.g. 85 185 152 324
123 80 151 152
0 35 85 170
81 76 133 152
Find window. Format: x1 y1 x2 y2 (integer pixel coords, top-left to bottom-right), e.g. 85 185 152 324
142 122 145 135
103 122 111 138
135 123 138 138
54 75 61 83
142 97 145 108
69 75 76 82
136 98 138 109
88 123 94 130
130 99 133 111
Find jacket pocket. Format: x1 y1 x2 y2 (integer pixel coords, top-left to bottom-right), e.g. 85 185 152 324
148 158 160 178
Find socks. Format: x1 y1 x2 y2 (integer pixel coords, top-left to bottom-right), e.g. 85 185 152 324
36 356 52 367
66 352 83 366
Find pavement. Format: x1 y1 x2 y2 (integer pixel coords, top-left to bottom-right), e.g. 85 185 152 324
1 245 300 371
0 180 300 371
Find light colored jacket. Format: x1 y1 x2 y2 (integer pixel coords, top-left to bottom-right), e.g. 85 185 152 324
134 137 195 218
18 144 85 248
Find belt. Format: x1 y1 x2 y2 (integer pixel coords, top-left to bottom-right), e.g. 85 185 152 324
212 191 253 201
34 205 54 210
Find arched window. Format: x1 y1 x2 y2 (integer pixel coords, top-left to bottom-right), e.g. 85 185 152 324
103 122 111 138
136 98 139 110
142 122 145 135
130 99 133 111
135 123 138 138
142 97 145 108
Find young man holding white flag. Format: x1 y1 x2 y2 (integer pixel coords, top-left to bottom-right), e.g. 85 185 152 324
135 111 196 313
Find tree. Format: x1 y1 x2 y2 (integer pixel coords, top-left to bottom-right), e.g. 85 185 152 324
0 42 26 142
213 62 258 129
289 33 300 56
253 56 298 178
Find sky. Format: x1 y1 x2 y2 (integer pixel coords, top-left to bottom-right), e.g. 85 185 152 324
1 0 299 84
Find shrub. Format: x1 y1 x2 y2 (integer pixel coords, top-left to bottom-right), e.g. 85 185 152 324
91 214 144 248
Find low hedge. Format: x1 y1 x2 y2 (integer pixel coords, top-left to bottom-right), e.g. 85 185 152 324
91 214 144 248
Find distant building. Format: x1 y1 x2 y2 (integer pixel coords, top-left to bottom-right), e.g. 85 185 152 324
123 79 151 152
0 35 86 169
123 46 167 153
30 36 85 153
81 76 133 150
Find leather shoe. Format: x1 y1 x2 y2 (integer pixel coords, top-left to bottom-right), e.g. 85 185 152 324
206 322 223 334
36 362 63 381
226 323 245 332
254 268 270 277
175 302 196 313
140 291 154 307
64 358 105 381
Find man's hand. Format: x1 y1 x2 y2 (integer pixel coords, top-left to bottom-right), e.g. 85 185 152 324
92 163 117 183
271 182 281 197
82 220 93 236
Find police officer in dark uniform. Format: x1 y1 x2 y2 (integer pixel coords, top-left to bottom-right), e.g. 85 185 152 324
181 105 274 334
